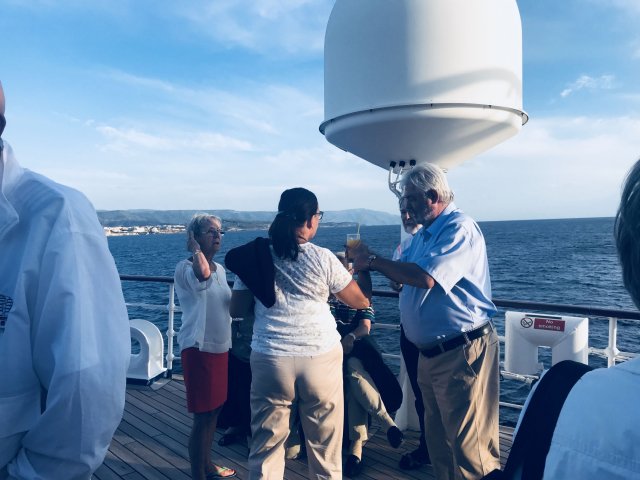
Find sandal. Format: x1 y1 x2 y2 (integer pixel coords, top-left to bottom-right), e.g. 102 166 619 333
206 465 237 479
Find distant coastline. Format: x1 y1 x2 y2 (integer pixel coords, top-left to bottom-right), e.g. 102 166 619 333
104 225 185 237
104 222 356 237
99 208 401 236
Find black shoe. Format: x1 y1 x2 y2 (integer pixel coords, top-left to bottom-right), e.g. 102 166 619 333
386 426 404 448
344 455 363 477
218 432 241 447
399 447 430 470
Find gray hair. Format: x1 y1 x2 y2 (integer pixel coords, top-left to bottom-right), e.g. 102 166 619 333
615 158 640 308
186 213 222 249
400 163 454 203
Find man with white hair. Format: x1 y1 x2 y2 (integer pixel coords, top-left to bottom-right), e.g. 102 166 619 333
0 81 130 478
350 163 499 480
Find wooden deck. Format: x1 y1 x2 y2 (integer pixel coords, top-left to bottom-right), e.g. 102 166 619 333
94 377 513 479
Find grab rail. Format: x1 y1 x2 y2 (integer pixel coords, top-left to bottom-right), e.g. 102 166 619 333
119 275 640 379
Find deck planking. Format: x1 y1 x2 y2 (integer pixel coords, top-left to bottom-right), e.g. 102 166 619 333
95 377 513 480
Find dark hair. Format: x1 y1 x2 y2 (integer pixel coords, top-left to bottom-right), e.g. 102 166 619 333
615 158 640 308
269 187 318 260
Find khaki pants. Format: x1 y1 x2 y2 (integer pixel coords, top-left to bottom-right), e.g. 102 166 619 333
418 330 500 480
249 345 344 480
345 356 393 443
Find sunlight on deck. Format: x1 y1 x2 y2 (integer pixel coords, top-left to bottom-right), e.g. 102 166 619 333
94 378 513 480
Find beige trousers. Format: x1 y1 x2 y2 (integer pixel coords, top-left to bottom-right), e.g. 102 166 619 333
345 356 394 443
417 330 500 480
248 344 344 480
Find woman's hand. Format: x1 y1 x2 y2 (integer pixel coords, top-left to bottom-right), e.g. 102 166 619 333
341 334 356 355
187 230 200 254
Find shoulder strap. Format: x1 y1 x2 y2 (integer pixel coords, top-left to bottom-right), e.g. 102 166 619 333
503 360 593 480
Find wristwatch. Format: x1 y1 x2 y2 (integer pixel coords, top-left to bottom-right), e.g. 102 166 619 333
367 254 378 270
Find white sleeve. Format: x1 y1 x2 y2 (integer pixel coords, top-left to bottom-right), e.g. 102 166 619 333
392 243 402 261
174 259 212 291
8 224 130 478
326 250 353 294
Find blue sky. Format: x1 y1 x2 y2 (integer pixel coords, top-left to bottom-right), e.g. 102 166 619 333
1 0 639 221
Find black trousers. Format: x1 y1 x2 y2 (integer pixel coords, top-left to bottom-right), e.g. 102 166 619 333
400 325 427 452
217 352 252 431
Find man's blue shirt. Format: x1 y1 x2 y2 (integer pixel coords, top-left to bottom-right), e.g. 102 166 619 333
399 202 497 348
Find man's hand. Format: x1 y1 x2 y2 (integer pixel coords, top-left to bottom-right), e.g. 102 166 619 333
347 241 371 272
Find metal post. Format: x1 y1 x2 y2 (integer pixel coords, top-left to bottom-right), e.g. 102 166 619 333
165 283 176 377
605 317 620 368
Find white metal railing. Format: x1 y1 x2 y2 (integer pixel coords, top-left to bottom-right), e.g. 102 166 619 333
119 275 640 393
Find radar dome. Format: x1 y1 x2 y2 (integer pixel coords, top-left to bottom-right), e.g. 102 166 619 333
320 0 528 171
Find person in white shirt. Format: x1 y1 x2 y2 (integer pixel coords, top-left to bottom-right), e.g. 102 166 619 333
392 207 431 470
483 160 640 480
0 80 130 479
174 214 236 480
535 160 640 479
228 187 370 480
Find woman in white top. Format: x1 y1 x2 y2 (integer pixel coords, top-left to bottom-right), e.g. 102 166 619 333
174 214 236 480
229 187 370 480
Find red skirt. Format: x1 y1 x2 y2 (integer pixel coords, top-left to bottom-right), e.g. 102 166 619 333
181 347 228 413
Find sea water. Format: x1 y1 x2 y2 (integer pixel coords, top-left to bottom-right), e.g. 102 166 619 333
108 217 638 425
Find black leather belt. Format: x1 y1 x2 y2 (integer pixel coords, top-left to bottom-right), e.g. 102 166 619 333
420 323 493 358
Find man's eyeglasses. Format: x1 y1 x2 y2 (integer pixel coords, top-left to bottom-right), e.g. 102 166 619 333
203 228 225 237
315 211 324 221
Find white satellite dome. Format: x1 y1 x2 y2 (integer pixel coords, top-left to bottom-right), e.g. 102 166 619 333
320 0 528 171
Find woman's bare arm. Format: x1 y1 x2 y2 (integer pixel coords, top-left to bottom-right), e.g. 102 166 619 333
334 280 370 309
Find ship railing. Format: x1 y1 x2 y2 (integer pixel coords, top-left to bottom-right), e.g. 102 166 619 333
119 274 640 406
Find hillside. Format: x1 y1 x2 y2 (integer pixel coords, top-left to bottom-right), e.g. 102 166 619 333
97 208 400 228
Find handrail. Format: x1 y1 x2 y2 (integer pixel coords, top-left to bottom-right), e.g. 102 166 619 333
120 274 174 283
118 274 640 381
119 275 640 321
491 298 640 321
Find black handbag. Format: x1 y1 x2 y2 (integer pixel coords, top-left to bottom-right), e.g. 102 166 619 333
482 360 593 480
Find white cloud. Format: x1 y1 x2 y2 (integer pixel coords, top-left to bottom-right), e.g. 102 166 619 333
96 125 253 154
589 0 640 16
450 115 640 221
560 74 615 98
103 69 322 141
103 70 177 93
632 39 640 60
172 0 332 55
